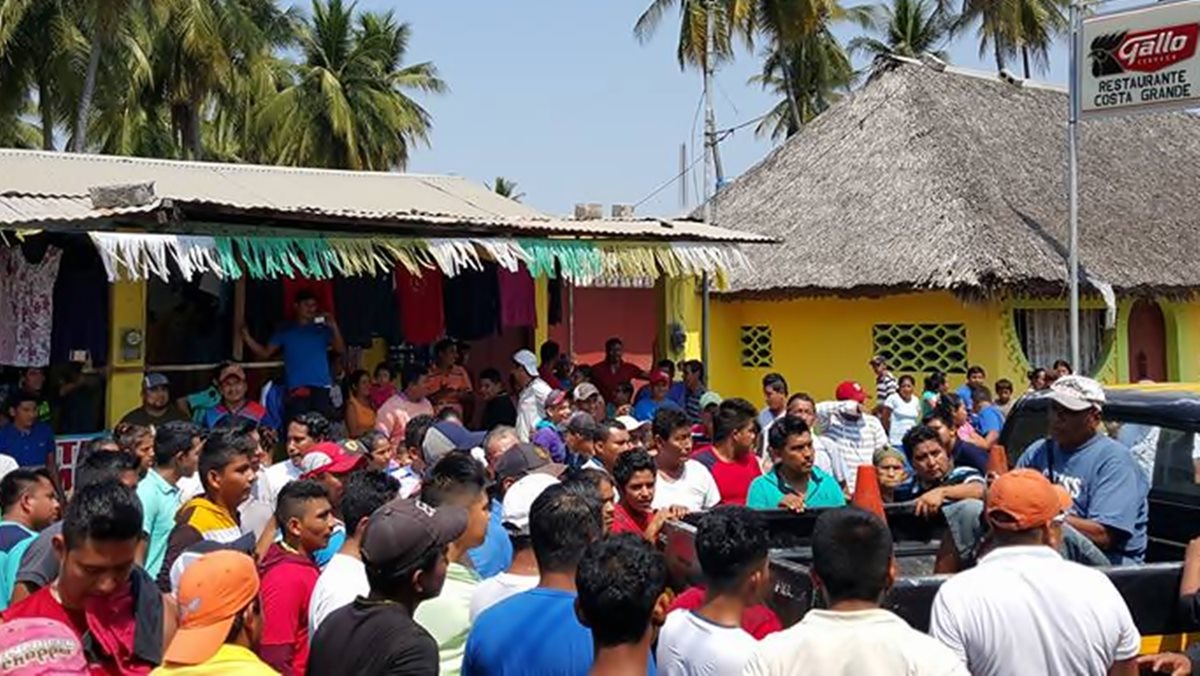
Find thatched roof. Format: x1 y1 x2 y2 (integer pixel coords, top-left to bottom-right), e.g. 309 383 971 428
715 59 1200 299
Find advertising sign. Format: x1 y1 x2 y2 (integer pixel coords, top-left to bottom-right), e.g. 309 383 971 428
1082 0 1200 117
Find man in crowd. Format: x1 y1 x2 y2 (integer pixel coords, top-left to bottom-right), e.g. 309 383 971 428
479 442 566 577
119 373 188 427
478 368 517 431
658 506 767 674
0 469 58 553
259 480 333 675
482 425 520 475
308 497 467 675
970 384 1005 448
786 393 850 492
463 484 604 674
869 356 898 405
0 393 54 469
575 534 669 676
759 373 789 432
5 452 140 609
957 365 987 411
376 365 435 452
816 382 889 493
308 470 400 636
924 408 989 474
994 378 1016 417
531 389 571 462
670 359 707 423
898 425 985 517
691 391 723 455
652 408 720 512
156 550 275 674
693 399 762 505
512 349 552 443
929 469 1140 676
203 362 267 428
266 412 329 505
748 416 846 512
116 422 156 479
137 420 201 581
573 382 607 426
414 452 493 674
1016 375 1149 564
611 449 687 541
428 338 473 416
469 473 559 621
298 443 367 568
594 419 634 474
633 370 678 422
157 421 257 591
241 288 346 419
538 340 562 386
563 413 603 473
744 508 967 675
590 337 647 405
4 480 175 673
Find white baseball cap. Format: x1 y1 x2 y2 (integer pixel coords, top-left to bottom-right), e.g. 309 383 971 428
512 349 539 378
502 473 560 536
616 415 649 432
1048 375 1106 411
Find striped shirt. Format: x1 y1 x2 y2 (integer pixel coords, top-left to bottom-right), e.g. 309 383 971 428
816 401 890 493
876 371 899 403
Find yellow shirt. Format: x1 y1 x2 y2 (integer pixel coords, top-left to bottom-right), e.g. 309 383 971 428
152 644 279 675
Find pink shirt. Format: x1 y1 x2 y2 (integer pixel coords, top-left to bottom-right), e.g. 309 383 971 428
957 422 979 443
376 392 435 448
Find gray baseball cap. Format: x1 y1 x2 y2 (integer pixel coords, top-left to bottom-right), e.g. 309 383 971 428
360 497 467 574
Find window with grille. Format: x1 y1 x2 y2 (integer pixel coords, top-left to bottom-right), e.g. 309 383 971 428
872 324 968 374
740 326 773 368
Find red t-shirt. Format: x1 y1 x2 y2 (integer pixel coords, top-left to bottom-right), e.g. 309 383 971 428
611 502 651 536
692 449 761 506
4 585 149 675
589 360 644 404
668 586 783 640
259 544 320 676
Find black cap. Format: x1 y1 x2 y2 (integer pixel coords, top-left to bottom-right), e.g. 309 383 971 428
360 498 468 574
495 443 566 482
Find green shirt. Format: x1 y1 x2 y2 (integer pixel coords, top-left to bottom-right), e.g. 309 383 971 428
414 561 480 676
746 466 846 510
136 468 181 579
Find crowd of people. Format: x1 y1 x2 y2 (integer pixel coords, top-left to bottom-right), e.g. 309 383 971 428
0 303 1192 675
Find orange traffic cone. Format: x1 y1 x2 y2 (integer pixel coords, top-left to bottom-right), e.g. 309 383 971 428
851 465 887 522
987 445 1009 476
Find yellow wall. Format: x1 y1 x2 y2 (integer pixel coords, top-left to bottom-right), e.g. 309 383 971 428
106 279 147 427
660 276 704 365
708 291 1015 406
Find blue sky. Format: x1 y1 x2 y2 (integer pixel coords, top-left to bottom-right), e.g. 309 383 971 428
340 0 1080 217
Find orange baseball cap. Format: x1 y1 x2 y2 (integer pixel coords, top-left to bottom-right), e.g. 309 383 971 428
985 469 1072 531
163 551 259 665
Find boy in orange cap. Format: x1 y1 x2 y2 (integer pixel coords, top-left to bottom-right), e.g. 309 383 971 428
155 550 273 675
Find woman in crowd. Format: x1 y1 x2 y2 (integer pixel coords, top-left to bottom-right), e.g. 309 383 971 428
936 393 988 448
881 375 921 450
1027 367 1049 393
922 372 948 418
344 369 376 437
873 446 908 503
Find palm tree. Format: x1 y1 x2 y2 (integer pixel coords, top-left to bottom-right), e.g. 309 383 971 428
849 0 951 76
256 0 445 170
753 27 854 140
956 0 1014 71
490 177 525 202
0 0 80 149
1010 0 1066 77
634 0 752 70
71 0 148 151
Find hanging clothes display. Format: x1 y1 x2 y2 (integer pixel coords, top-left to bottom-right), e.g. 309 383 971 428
51 239 110 367
333 273 400 348
395 267 445 346
498 265 536 329
0 243 63 367
443 263 500 341
281 278 336 320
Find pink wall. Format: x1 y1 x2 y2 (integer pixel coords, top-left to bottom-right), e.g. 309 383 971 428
549 286 659 370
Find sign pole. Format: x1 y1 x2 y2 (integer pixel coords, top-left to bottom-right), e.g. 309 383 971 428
1068 0 1083 370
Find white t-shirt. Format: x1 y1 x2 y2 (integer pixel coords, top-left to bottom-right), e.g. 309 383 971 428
468 572 539 622
929 545 1140 676
0 454 18 482
744 608 967 676
883 393 922 447
652 461 721 512
308 552 369 639
265 459 303 507
656 609 757 676
175 474 202 504
813 435 849 484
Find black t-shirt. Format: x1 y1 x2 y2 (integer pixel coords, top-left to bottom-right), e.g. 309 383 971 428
307 598 438 675
119 407 189 427
482 395 517 431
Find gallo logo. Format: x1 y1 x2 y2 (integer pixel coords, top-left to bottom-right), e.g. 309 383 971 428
1090 23 1200 76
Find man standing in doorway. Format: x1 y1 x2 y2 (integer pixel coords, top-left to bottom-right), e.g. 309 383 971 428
512 350 552 443
428 338 473 417
589 338 647 405
119 373 188 427
241 289 345 420
869 356 899 406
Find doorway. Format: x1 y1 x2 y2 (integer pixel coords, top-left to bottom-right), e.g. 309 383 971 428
1127 300 1167 382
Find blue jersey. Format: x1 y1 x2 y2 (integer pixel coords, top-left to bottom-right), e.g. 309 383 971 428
1016 434 1148 565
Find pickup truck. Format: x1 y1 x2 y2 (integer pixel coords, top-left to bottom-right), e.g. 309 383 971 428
662 384 1200 651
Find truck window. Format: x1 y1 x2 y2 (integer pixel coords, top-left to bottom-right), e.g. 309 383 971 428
1151 428 1200 498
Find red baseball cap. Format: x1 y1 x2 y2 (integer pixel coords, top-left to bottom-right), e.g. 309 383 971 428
649 371 671 386
835 380 866 403
986 469 1072 531
300 442 366 479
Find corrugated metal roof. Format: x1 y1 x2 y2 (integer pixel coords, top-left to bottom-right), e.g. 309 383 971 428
0 150 772 243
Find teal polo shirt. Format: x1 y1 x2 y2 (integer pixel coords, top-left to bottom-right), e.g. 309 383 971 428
746 466 846 510
136 469 181 579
